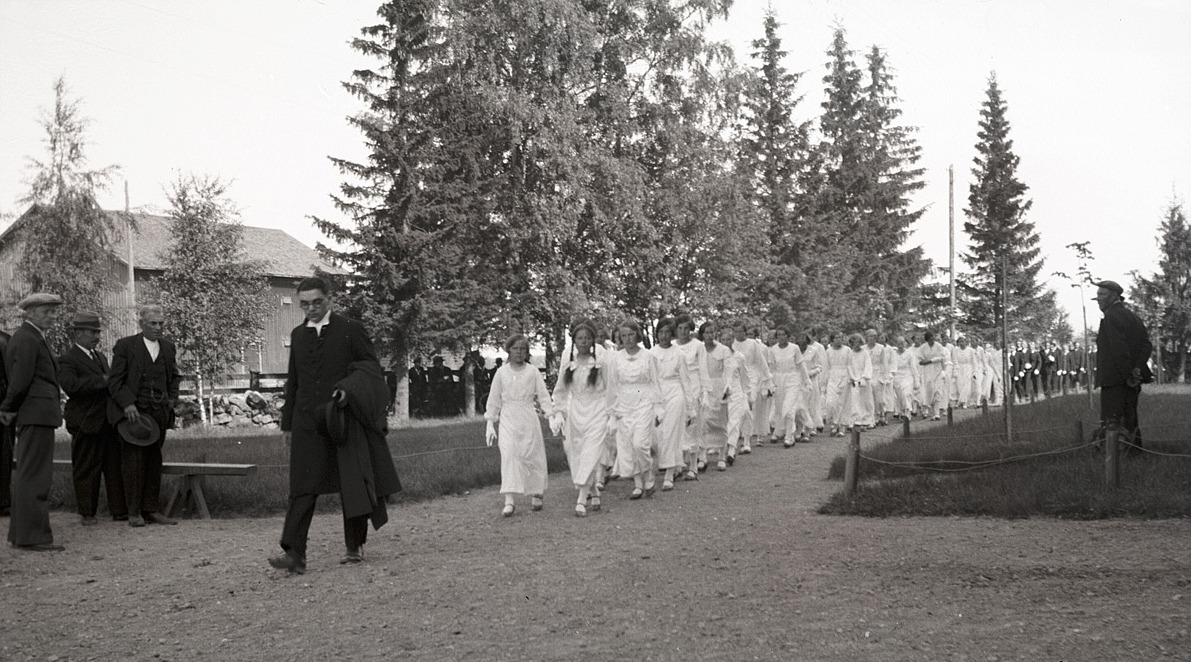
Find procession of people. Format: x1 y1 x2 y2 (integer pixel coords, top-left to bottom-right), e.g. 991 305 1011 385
2 278 1153 575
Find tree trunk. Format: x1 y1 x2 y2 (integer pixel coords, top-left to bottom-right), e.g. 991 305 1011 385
391 341 410 425
463 350 476 417
196 373 208 425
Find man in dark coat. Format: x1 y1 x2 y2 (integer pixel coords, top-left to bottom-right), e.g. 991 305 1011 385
1094 280 1153 446
1 293 65 551
269 277 383 574
0 327 12 518
108 305 180 527
59 311 126 524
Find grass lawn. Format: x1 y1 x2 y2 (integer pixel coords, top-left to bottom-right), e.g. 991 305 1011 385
49 416 569 518
820 386 1191 518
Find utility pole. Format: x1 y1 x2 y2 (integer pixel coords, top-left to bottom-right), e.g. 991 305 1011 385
949 165 956 341
1002 252 1012 440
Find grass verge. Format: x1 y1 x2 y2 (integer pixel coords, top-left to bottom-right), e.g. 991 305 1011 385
820 390 1191 518
49 416 569 518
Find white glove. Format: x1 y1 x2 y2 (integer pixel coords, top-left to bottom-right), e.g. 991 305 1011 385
485 421 497 447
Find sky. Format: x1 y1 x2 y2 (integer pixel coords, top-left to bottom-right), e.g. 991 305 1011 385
2 0 1189 330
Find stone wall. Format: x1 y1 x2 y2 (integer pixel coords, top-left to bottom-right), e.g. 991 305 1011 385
175 390 283 429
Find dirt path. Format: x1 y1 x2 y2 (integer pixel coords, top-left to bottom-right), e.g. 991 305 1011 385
3 411 1189 661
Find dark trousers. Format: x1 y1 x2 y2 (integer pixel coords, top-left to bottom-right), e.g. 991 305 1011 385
1101 385 1142 447
7 425 55 546
280 493 369 560
122 404 170 515
0 425 12 514
71 427 126 518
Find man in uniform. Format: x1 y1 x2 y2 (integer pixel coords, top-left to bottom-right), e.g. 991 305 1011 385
1093 280 1152 446
109 305 180 527
59 311 126 524
1 293 65 551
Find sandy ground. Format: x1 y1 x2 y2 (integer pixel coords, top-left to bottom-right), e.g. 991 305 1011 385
2 412 1189 662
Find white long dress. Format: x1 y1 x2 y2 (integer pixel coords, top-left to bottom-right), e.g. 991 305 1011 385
650 343 695 470
607 347 663 478
720 349 751 449
485 363 553 495
551 354 611 489
823 345 851 427
733 337 773 439
863 343 888 422
803 341 827 428
840 348 874 427
917 341 951 412
890 349 920 417
770 342 811 437
952 345 979 406
701 342 733 452
675 338 708 455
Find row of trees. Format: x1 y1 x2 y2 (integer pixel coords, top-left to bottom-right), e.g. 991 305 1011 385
318 2 1067 417
1132 198 1191 381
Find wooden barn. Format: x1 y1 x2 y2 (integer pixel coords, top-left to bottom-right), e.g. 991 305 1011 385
0 207 340 374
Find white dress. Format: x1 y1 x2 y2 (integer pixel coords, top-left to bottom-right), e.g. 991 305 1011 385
650 343 695 470
770 343 811 437
485 363 553 495
733 337 773 438
675 338 708 454
607 347 663 478
551 354 611 489
952 346 979 406
917 342 951 411
803 342 827 427
840 348 874 427
823 346 851 426
701 342 733 451
890 349 920 416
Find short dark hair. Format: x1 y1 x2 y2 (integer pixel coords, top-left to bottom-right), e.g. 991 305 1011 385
296 276 330 296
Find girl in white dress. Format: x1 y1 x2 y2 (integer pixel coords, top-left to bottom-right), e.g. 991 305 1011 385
606 320 664 499
551 322 611 517
840 333 874 430
485 334 554 517
889 336 920 420
650 318 696 491
917 331 951 420
716 324 752 469
800 333 827 433
770 327 812 445
823 334 851 436
674 314 707 481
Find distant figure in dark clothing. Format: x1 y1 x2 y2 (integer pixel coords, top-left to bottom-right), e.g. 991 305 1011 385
408 357 428 417
0 327 11 518
1094 280 1152 447
471 351 489 414
428 356 456 416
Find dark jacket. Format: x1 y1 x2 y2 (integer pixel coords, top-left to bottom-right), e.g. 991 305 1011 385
59 345 113 435
107 333 181 424
322 360 400 527
1095 301 1153 388
0 322 63 428
281 312 378 495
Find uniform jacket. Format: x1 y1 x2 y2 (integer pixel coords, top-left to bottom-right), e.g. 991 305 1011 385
0 322 63 428
59 345 113 435
281 312 378 495
107 333 181 424
1095 301 1153 388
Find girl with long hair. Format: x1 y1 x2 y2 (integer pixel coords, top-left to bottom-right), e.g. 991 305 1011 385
484 334 554 517
606 319 664 499
551 321 611 516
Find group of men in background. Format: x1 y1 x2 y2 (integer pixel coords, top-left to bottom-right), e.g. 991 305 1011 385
2 295 180 552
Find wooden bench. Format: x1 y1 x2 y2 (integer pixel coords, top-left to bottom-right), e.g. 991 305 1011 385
52 459 257 520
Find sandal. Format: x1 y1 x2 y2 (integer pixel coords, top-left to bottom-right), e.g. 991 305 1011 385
684 470 698 481
531 496 543 511
716 460 726 471
574 503 586 517
629 488 644 500
590 496 601 511
661 480 674 491
501 504 515 517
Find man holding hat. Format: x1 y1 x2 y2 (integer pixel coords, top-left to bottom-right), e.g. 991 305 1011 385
0 292 66 551
59 311 127 525
1094 280 1153 447
108 305 180 527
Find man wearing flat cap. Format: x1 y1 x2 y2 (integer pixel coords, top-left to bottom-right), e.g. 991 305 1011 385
108 305 180 527
1094 280 1153 447
59 311 127 525
1 293 66 551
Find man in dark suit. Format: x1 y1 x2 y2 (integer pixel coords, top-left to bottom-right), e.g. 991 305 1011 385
1 293 65 551
0 327 12 518
108 305 180 527
59 311 126 525
269 277 381 574
1094 280 1153 446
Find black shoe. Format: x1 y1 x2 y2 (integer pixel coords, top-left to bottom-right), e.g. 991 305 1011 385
112 514 129 522
268 551 307 574
340 546 364 564
726 453 735 466
128 515 146 527
81 515 98 526
144 512 177 525
14 542 65 552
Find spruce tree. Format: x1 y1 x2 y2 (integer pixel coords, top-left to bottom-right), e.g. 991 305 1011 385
1133 198 1191 380
960 74 1060 339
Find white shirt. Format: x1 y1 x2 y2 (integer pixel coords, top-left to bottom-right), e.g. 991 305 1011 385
306 310 332 336
143 336 160 361
76 343 98 362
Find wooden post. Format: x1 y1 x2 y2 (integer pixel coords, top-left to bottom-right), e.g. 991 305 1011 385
1105 424 1120 488
947 406 954 426
981 397 989 416
844 428 861 497
902 415 911 439
1074 420 1084 445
